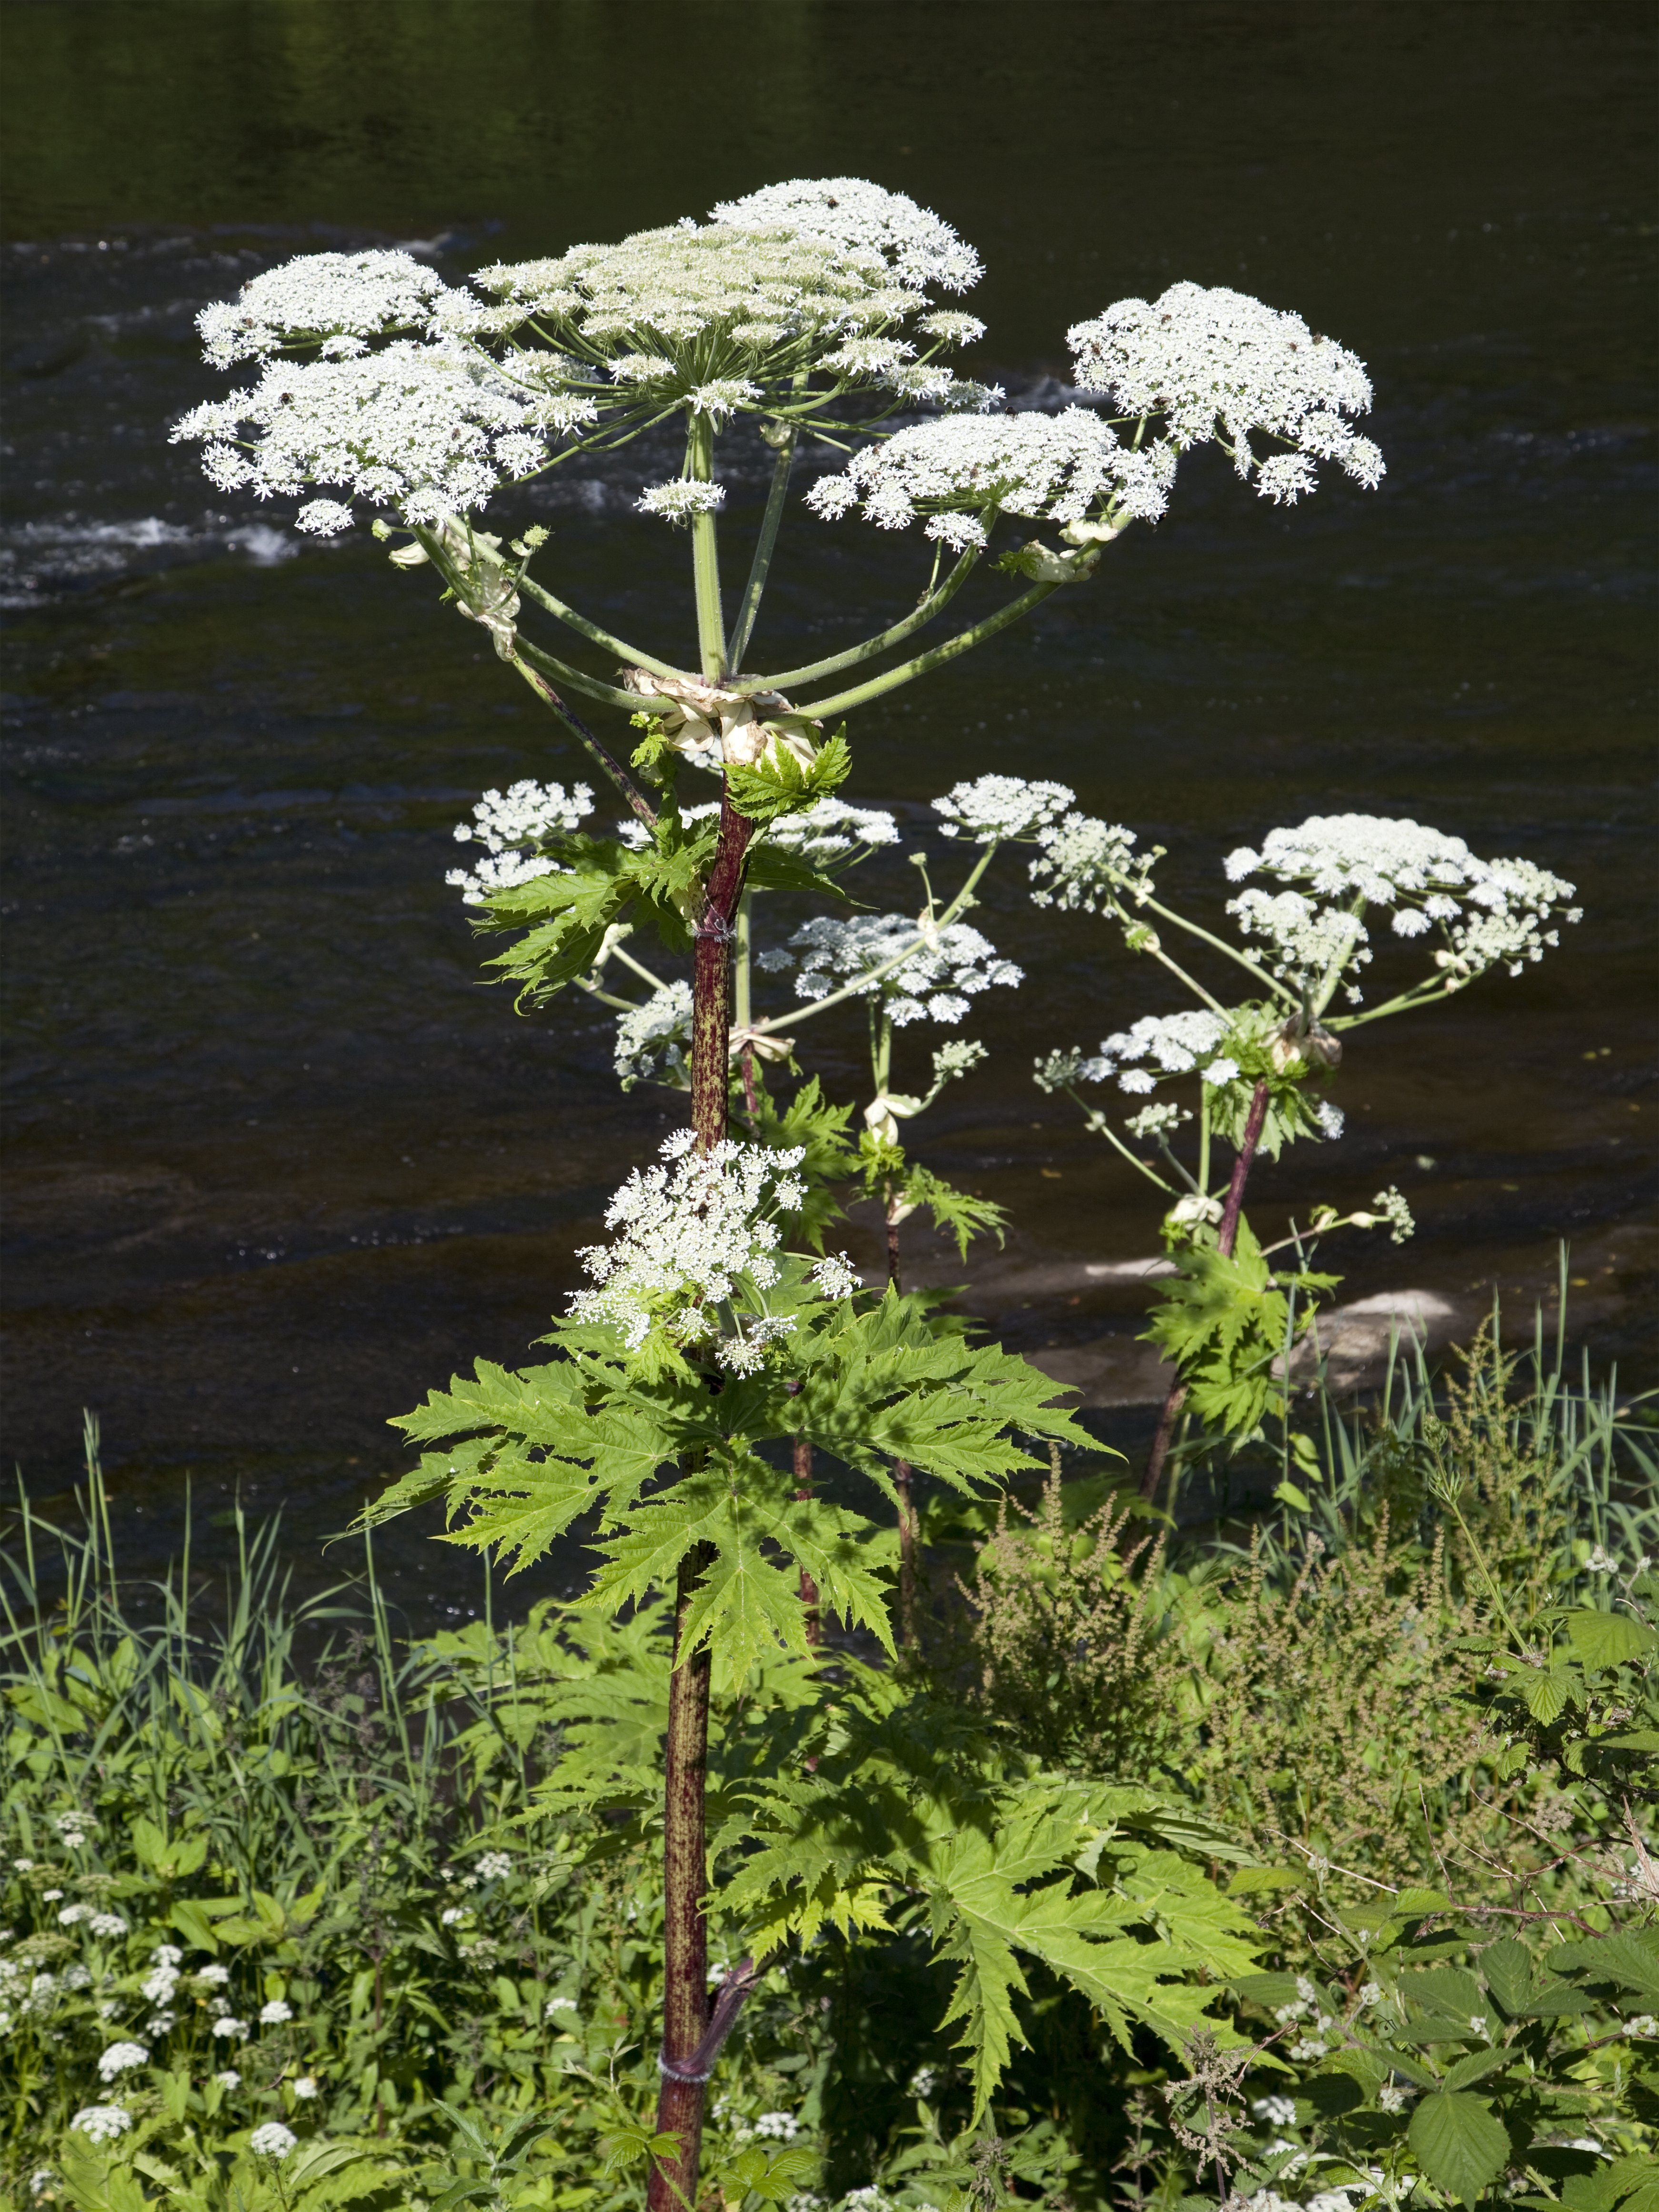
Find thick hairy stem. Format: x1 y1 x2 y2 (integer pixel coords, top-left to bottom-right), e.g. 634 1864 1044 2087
690 789 755 1151
1140 1078 1270 1503
885 1201 917 1644
793 1436 821 1644
649 1541 718 2211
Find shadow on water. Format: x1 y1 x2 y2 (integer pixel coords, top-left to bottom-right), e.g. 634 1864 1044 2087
1 1 1654 1622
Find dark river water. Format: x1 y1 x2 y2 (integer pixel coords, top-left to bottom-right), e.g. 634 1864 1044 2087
2 1 1654 1621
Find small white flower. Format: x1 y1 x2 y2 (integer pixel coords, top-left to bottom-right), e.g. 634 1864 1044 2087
932 773 1074 844
41 1890 64 1903
293 2074 320 2097
1377 2082 1409 2113
440 1907 467 1926
1356 1982 1384 2008
1623 2014 1657 2038
1586 1545 1619 1575
150 1944 183 1967
752 2111 800 2141
636 479 727 523
810 1253 862 1300
71 2106 133 2145
1251 2095 1298 2128
97 2041 150 2082
57 1903 91 1926
214 2070 241 2089
1202 1056 1240 1086
194 1963 232 1987
474 1852 514 1881
545 1996 579 2020
87 1912 129 1938
1313 1101 1345 1141
12 1860 33 1872
211 2015 250 2039
1468 2013 1488 2036
260 1999 293 2024
250 2122 298 2161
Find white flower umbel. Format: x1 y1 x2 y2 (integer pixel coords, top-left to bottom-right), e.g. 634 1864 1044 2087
1029 813 1154 912
710 178 982 294
763 797 899 861
615 981 693 1091
71 2108 133 2146
1086 1010 1231 1093
1124 1101 1191 1138
1351 1186 1415 1243
636 479 728 524
97 2042 149 2083
762 914 1022 1026
250 2122 298 2161
932 774 1074 844
1227 888 1372 1003
1067 282 1384 501
196 249 467 369
171 342 582 536
806 409 1174 541
1224 814 1580 993
446 778 592 905
568 1130 856 1372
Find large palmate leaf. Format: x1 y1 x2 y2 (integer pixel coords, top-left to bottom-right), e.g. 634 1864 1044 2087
713 1683 1255 2122
369 1287 1089 1672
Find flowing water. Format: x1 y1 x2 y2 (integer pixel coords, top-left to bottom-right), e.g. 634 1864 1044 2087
2 1 1654 1618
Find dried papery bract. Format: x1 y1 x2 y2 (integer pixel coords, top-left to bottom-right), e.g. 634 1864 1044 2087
173 177 1389 2201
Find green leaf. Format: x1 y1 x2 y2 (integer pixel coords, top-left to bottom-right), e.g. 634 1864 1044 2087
1228 1866 1305 1896
1561 1607 1658 1667
1408 2092 1510 2204
1441 2046 1520 2093
1522 1665 1576 1724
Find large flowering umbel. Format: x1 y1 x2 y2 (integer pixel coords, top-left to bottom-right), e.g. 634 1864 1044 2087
806 409 1174 547
446 778 592 904
761 914 1023 1027
568 1130 857 1375
171 180 993 537
932 773 1075 843
1224 813 1581 997
1067 281 1384 504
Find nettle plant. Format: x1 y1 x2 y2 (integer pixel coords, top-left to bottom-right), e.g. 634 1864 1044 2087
175 178 1392 2202
1030 811 1580 1498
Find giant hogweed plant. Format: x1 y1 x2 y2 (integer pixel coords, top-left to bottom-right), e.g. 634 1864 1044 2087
173 177 1389 2202
1029 813 1580 1498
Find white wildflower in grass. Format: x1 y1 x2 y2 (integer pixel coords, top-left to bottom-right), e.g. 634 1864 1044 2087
1356 1982 1385 2008
211 2015 250 2039
1029 814 1152 912
97 2042 149 2082
293 2075 320 2097
250 2122 298 2161
807 409 1172 541
475 1852 514 1880
749 2112 800 2141
1224 814 1580 995
1087 1010 1231 1090
636 479 728 524
764 796 899 860
56 1903 91 1926
41 1889 63 1902
932 774 1074 843
259 1999 293 2024
63 1966 92 1992
71 2107 133 2146
150 1944 183 1967
1586 1546 1619 1574
568 1130 854 1372
448 849 563 905
87 1913 128 1938
909 2065 940 2098
545 1996 579 2020
762 914 1022 1026
1202 1056 1241 1086
1067 282 1384 500
440 1907 467 1926
614 981 693 1092
1251 2095 1298 2129
145 2012 176 2035
1313 1101 1346 1141
193 1963 231 1987
1624 2014 1657 2038
214 2070 241 2089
